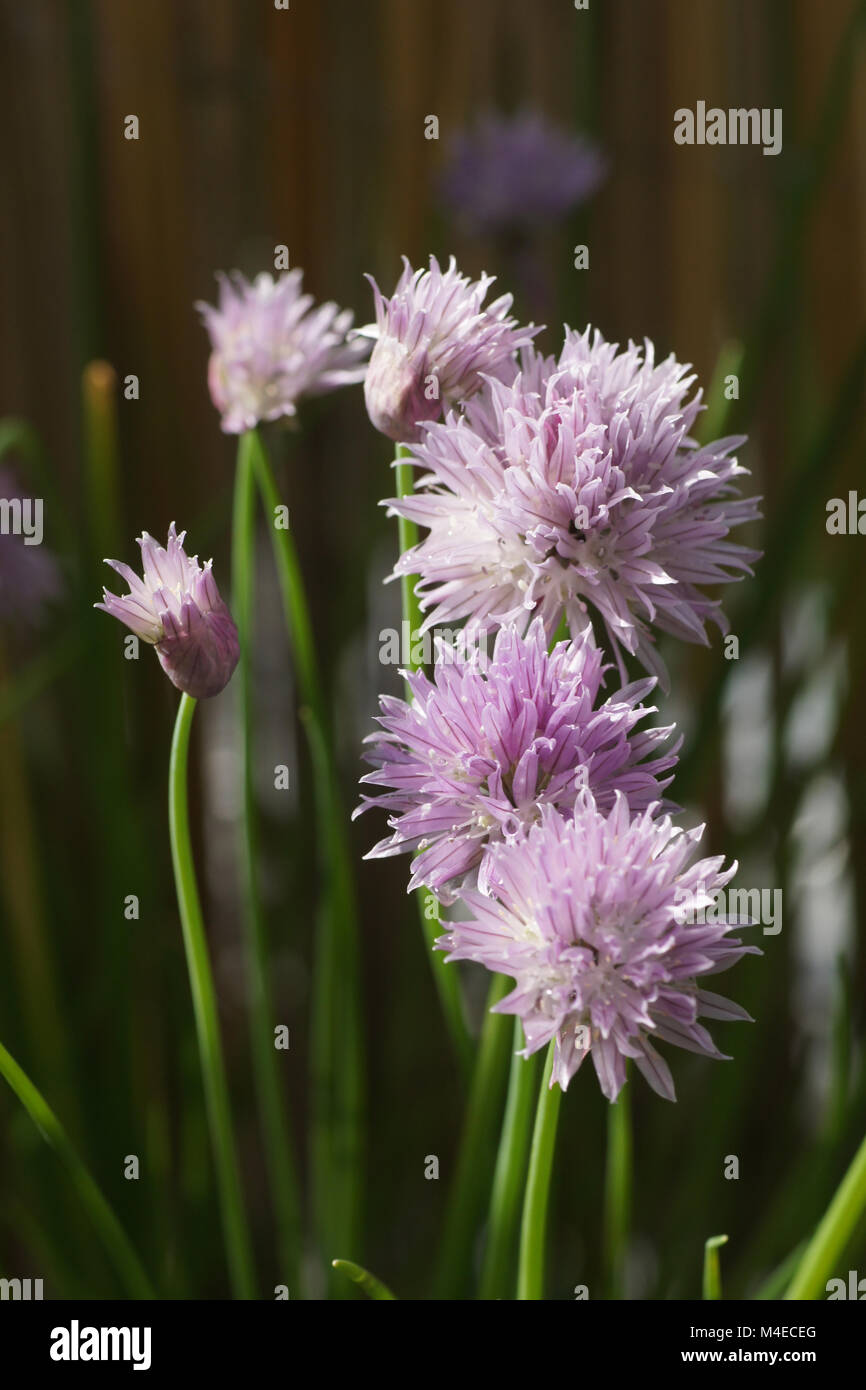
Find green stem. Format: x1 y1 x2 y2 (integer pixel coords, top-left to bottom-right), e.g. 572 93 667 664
603 1081 632 1299
232 435 302 1292
395 443 472 1079
0 1040 154 1299
332 1258 397 1300
168 692 256 1299
785 1132 866 1299
703 1234 728 1301
479 1023 543 1300
248 428 364 1294
517 1042 562 1300
432 975 513 1298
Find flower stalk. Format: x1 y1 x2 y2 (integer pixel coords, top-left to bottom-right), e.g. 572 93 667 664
604 1081 632 1299
247 427 364 1294
479 1025 543 1300
168 692 256 1299
232 433 302 1291
517 1042 562 1300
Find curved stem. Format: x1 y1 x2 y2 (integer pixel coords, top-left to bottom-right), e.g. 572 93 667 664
395 444 472 1079
169 692 256 1299
0 1039 154 1300
432 975 512 1298
517 1042 562 1300
332 1258 397 1300
480 1024 542 1300
785 1131 866 1299
232 436 302 1292
249 429 364 1293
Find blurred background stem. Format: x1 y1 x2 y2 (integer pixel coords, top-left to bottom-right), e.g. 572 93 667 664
0 639 77 1127
785 1131 866 1299
0 1040 153 1299
168 692 256 1300
232 433 302 1294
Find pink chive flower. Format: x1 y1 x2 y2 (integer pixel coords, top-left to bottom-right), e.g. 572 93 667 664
361 255 539 443
439 110 607 238
355 619 677 902
197 269 369 434
438 797 759 1101
96 523 239 699
388 328 761 685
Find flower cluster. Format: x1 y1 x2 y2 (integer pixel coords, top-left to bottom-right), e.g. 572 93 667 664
358 257 762 1101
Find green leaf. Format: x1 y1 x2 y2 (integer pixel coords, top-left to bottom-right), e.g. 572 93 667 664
0 1040 154 1299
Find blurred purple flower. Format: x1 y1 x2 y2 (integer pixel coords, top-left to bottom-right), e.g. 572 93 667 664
438 796 759 1101
439 110 607 238
355 619 677 902
96 523 239 699
389 328 761 685
197 269 369 434
362 255 538 443
0 466 61 630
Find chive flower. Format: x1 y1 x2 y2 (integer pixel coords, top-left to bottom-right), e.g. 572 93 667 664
96 523 239 699
438 796 759 1101
389 329 761 684
362 255 538 443
197 269 369 434
355 619 677 902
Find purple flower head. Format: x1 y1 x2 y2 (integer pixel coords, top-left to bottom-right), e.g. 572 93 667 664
389 328 761 685
96 523 239 699
197 269 369 434
355 619 677 902
438 796 760 1101
362 255 539 443
439 110 607 238
0 467 61 630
